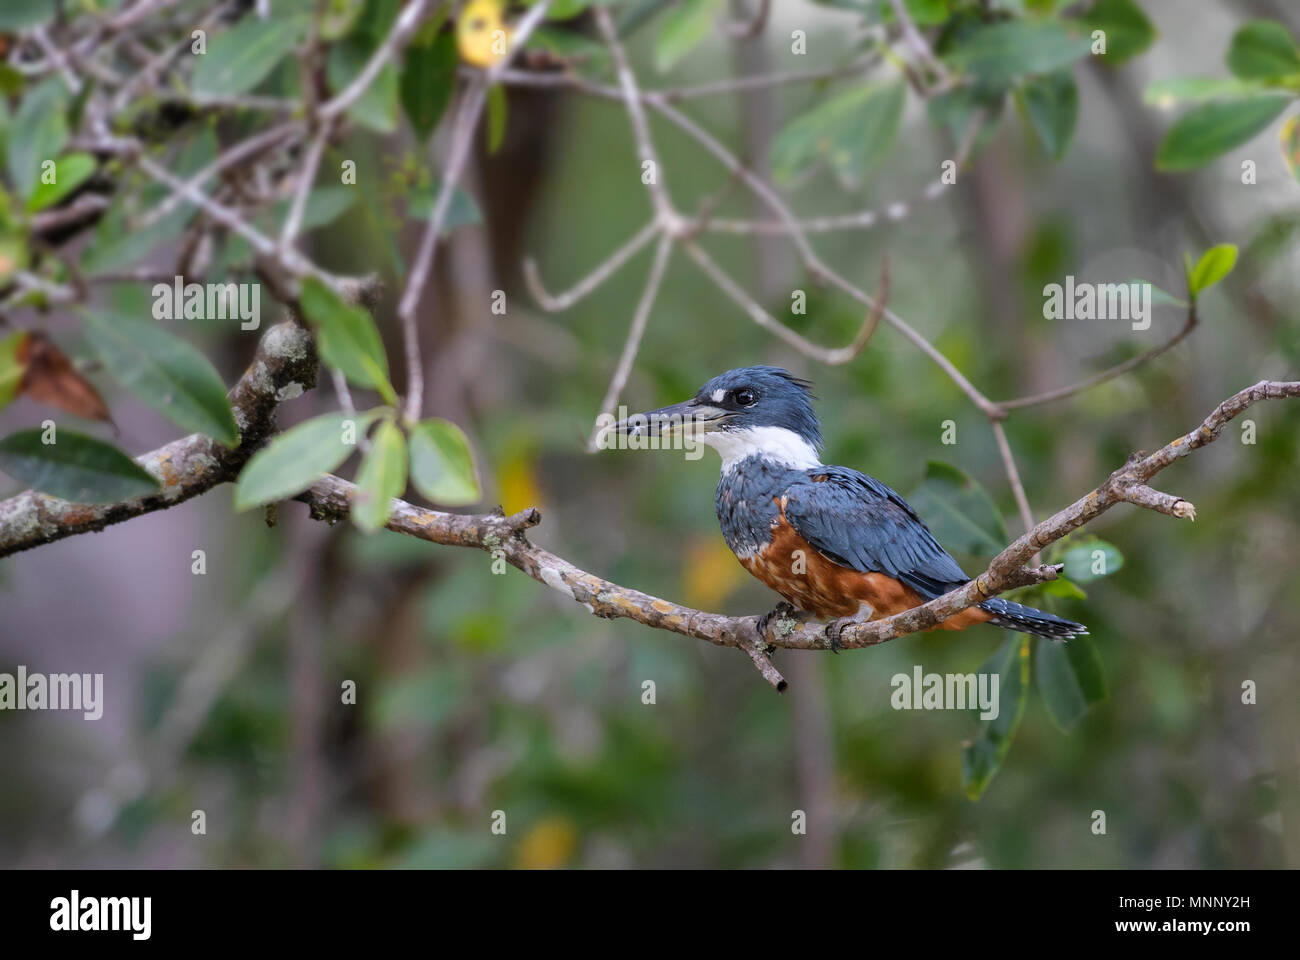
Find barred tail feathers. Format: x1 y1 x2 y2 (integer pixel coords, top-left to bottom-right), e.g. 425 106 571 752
979 597 1088 639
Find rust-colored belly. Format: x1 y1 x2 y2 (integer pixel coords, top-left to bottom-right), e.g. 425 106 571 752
737 511 991 631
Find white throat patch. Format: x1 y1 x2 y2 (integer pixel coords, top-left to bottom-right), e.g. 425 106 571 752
704 426 822 473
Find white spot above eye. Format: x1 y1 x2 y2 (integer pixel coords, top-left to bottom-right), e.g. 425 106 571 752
712 389 726 403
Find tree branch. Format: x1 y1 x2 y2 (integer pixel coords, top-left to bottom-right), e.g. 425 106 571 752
5 355 1291 691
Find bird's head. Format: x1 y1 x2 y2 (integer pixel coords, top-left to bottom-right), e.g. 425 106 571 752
609 365 823 471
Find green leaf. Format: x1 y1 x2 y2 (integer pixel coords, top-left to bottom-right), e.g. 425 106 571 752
908 460 1007 557
233 409 381 510
193 15 308 96
1144 75 1271 108
0 331 27 410
486 82 507 154
1035 633 1106 731
1155 93 1292 171
352 419 408 532
1060 538 1124 583
1079 0 1156 64
327 36 399 133
1020 70 1078 160
1227 20 1300 80
408 418 481 506
901 0 948 27
961 635 1030 801
298 277 397 405
401 30 457 142
525 25 607 62
83 311 239 447
772 81 906 188
0 0 55 31
7 76 68 201
25 152 96 213
1041 576 1088 601
0 428 160 503
408 181 482 229
1187 243 1238 297
927 83 1005 150
655 0 720 73
944 20 1092 87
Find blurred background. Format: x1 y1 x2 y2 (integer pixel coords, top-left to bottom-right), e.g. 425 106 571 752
1 0 1298 869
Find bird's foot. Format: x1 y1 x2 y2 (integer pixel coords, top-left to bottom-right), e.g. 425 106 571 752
756 600 801 642
824 617 856 654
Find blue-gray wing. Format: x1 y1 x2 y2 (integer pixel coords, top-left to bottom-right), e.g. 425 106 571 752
783 466 970 600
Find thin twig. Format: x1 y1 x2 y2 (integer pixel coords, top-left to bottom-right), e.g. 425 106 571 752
586 233 674 451
991 418 1034 536
137 122 300 230
999 305 1199 411
320 0 438 121
524 219 659 312
594 4 673 221
278 119 334 255
396 0 556 423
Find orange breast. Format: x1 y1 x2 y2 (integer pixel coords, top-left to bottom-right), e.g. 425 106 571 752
737 505 991 631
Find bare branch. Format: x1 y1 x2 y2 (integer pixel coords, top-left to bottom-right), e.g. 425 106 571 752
136 122 301 231
524 219 659 312
593 4 673 221
991 418 1035 535
587 233 674 451
681 239 887 364
279 120 334 255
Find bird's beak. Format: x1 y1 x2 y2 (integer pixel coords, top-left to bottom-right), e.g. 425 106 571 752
604 399 730 444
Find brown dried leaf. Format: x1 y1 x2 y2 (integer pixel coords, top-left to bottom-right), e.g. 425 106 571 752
18 331 112 422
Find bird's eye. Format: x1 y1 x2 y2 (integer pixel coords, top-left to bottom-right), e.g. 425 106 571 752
734 388 756 407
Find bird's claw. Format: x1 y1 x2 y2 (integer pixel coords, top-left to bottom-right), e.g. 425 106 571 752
824 617 853 653
757 600 799 639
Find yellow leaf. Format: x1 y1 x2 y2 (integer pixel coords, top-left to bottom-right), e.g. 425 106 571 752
681 536 746 611
458 0 512 68
515 816 578 870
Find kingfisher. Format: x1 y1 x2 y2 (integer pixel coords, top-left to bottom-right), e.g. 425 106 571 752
612 366 1087 647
